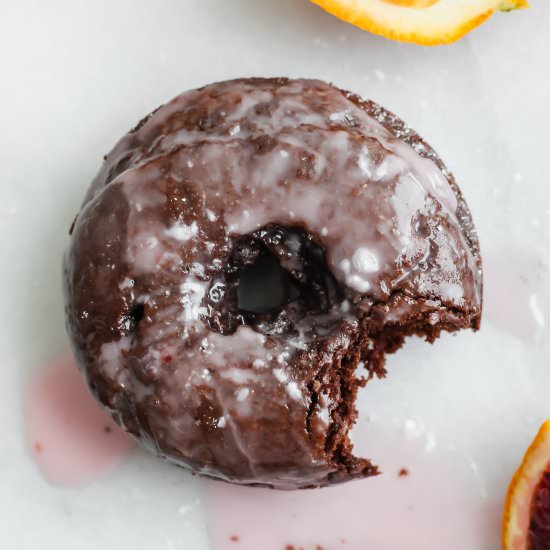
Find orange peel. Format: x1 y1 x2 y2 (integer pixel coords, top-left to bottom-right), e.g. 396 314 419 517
503 420 550 550
310 0 529 46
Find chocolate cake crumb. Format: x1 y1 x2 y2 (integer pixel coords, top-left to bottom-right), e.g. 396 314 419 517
399 468 409 477
229 535 239 542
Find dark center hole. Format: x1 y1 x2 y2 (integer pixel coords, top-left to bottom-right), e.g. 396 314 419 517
237 253 300 314
129 303 145 326
205 225 343 336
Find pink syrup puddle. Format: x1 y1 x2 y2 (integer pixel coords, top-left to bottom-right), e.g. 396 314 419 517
24 352 135 486
205 419 500 550
483 248 546 340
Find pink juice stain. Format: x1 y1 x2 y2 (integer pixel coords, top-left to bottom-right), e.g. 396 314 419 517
483 248 546 340
24 352 134 487
205 419 500 550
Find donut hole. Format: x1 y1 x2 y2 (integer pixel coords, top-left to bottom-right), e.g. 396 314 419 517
237 253 300 314
129 302 145 328
232 225 342 326
205 225 342 336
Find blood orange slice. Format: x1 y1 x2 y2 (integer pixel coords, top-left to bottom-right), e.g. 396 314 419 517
503 420 550 550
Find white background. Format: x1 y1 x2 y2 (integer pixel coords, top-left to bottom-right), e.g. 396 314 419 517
1 1 549 549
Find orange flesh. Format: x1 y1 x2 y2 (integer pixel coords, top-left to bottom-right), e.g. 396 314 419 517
528 467 550 550
382 0 440 7
503 422 550 550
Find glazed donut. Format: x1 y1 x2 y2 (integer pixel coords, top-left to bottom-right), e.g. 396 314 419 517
63 78 482 489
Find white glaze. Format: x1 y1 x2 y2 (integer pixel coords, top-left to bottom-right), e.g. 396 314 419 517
204 327 268 368
99 336 131 381
286 381 303 402
109 80 475 309
166 221 198 242
180 277 209 327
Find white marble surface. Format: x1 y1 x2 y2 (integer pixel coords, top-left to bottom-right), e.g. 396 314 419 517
1 1 549 549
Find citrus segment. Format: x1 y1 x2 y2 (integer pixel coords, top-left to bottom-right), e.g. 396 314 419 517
310 0 529 45
503 420 550 550
529 469 550 549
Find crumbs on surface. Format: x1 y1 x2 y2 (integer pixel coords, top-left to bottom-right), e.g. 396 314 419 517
399 468 409 477
104 426 112 434
230 535 239 542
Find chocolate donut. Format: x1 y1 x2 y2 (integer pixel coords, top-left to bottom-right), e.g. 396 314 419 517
63 78 482 489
